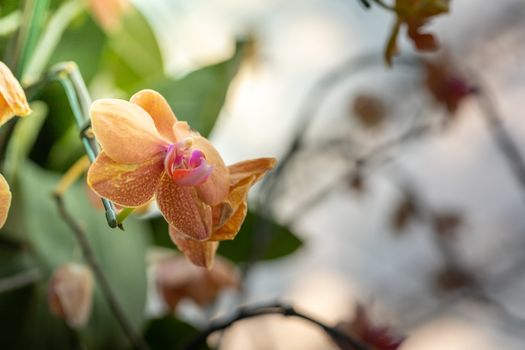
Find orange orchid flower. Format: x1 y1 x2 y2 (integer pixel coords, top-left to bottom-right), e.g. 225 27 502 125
87 89 276 267
0 61 32 229
0 61 32 126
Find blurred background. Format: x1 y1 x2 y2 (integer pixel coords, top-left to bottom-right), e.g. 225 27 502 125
1 0 525 349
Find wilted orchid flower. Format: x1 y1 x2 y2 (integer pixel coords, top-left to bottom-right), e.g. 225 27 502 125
0 61 32 229
336 304 405 350
384 0 450 66
87 89 276 267
155 254 240 311
423 58 476 114
48 263 94 329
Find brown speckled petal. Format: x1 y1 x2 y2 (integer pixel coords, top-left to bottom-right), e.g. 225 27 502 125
157 174 213 241
130 89 178 142
87 151 164 207
169 227 218 268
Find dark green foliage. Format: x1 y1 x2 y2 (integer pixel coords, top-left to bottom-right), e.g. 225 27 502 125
218 210 303 263
145 317 210 350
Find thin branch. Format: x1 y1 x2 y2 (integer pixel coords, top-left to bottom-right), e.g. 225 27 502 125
370 0 395 11
53 194 149 350
0 268 41 293
388 166 525 329
184 302 370 350
475 87 525 200
245 53 418 272
53 155 89 197
356 0 371 9
283 118 434 225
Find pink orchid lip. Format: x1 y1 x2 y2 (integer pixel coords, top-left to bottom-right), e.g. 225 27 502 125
164 140 213 186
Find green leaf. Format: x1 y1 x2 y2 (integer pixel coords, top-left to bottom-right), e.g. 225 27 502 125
218 210 303 264
46 124 84 171
145 316 210 350
0 283 78 349
102 8 164 91
33 81 77 170
18 161 151 348
149 42 245 137
5 100 47 181
47 13 106 83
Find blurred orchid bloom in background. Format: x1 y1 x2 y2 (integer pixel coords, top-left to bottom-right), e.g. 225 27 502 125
87 89 275 268
337 304 405 350
155 254 240 311
86 0 131 33
0 61 32 228
48 263 94 329
423 57 477 114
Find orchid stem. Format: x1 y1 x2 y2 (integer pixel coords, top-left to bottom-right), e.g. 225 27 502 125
53 194 149 350
116 207 135 230
476 89 525 200
185 302 369 350
48 62 119 228
53 155 90 197
0 267 41 293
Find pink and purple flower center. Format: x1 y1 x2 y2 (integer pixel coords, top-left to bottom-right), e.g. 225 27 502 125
164 139 213 186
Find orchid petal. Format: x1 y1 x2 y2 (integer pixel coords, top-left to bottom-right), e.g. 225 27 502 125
130 89 178 142
0 61 31 126
210 201 247 241
173 121 192 140
91 98 168 163
208 158 276 240
87 151 164 207
212 175 256 229
227 157 276 187
191 136 229 206
156 174 212 241
169 227 218 268
0 173 11 228
210 176 256 241
171 161 213 186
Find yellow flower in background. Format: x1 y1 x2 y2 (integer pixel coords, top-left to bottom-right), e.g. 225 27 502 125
87 89 275 268
0 61 32 229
